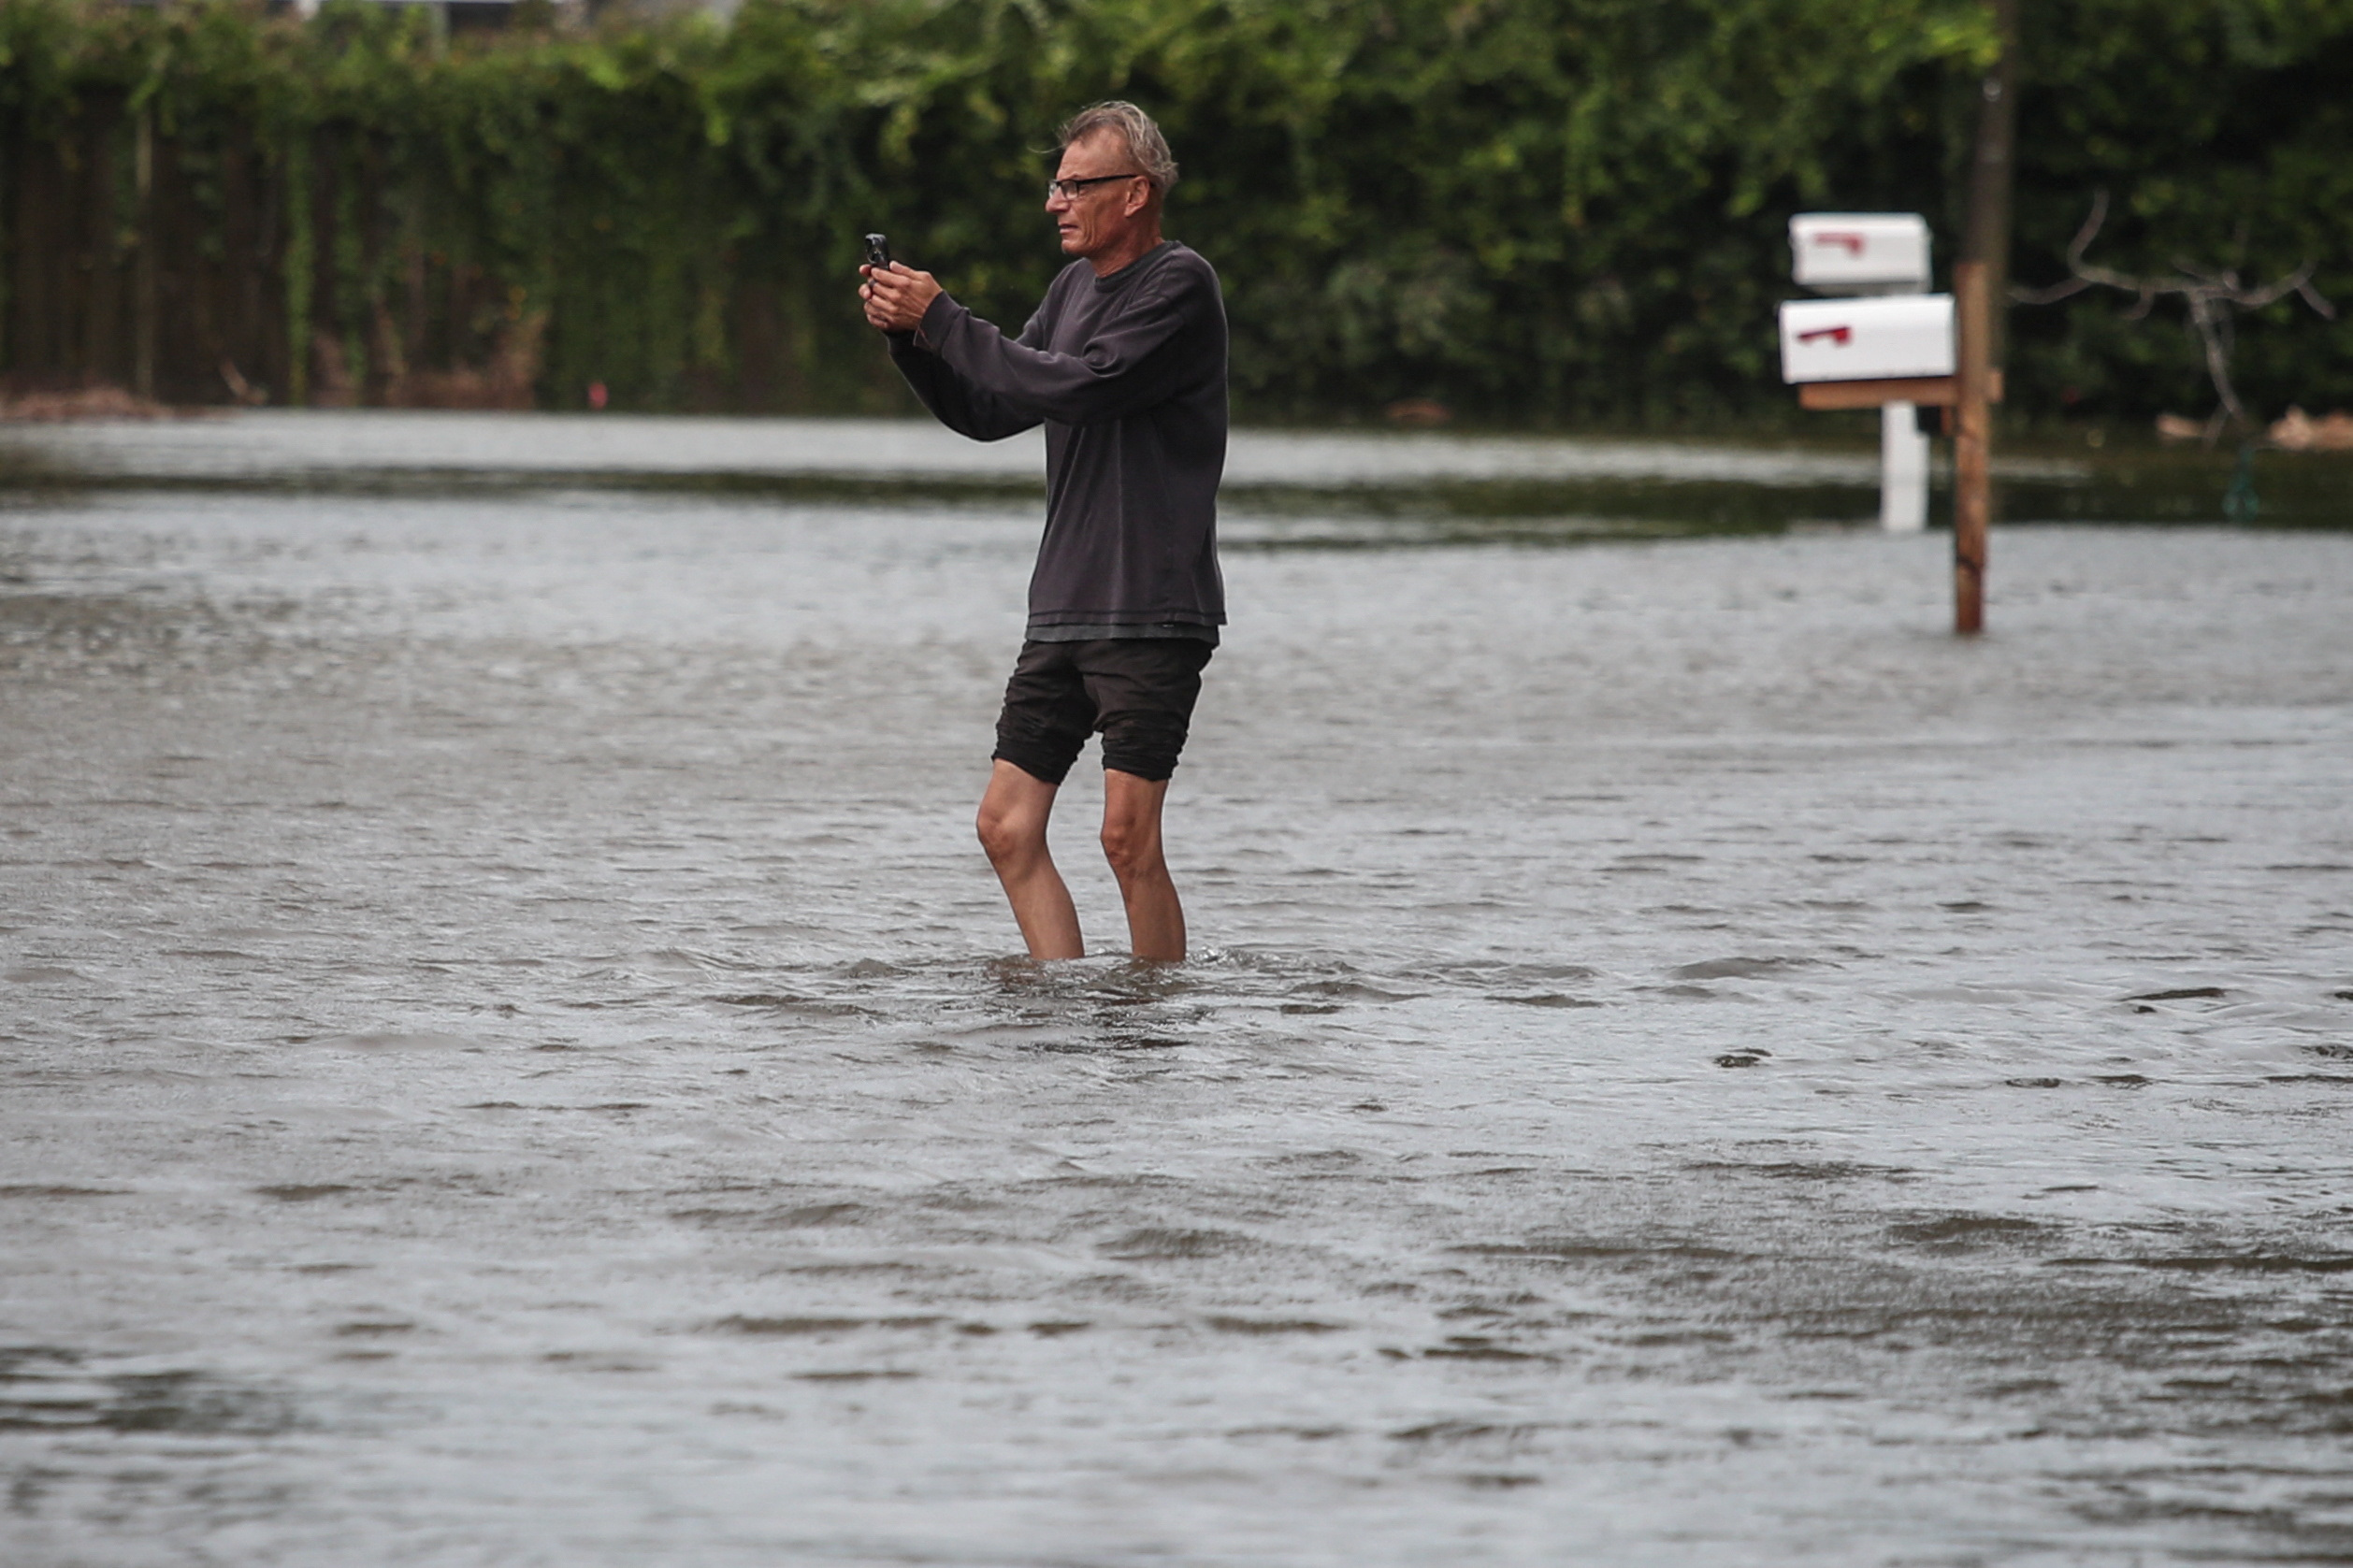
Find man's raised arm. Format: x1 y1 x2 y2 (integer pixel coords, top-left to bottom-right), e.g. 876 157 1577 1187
864 262 1043 443
888 328 1042 443
915 267 1206 428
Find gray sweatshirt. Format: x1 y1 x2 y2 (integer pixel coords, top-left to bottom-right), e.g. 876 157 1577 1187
888 241 1228 642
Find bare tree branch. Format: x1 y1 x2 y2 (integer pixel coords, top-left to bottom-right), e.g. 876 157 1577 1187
2010 192 2336 439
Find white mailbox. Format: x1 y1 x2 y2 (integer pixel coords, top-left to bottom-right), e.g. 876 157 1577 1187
1778 294 1954 384
1790 212 1932 293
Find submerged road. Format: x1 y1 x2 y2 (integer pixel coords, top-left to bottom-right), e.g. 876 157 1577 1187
4 417 2351 1565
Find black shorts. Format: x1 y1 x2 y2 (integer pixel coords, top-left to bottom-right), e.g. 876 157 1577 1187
992 638 1215 785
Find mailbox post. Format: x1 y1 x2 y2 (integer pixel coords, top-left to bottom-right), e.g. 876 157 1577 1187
1782 214 1939 532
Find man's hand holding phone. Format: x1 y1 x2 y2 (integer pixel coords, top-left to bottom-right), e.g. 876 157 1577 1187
859 235 944 336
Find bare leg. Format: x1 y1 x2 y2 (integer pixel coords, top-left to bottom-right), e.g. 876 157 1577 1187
976 759 1083 959
1100 769 1185 961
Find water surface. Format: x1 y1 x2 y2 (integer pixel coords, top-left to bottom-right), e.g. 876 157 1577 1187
4 415 2351 1565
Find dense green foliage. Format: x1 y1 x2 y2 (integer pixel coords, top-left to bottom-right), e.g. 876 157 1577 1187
1 0 2347 423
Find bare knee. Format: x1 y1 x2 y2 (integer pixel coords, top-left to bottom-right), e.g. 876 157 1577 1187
977 760 1062 874
1099 819 1163 882
976 804 1039 869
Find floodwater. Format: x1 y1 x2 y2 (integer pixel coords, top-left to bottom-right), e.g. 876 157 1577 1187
4 412 2351 1567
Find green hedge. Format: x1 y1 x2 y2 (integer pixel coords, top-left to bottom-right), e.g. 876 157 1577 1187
2 0 2347 424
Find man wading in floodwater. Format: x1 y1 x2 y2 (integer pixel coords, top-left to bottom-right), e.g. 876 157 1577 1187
859 102 1228 962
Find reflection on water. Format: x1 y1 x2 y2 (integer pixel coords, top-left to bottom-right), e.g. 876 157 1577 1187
2 415 2351 1564
0 410 1921 483
6 409 2347 530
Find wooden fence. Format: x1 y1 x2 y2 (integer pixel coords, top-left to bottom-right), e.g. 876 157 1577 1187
0 97 859 413
6 95 302 406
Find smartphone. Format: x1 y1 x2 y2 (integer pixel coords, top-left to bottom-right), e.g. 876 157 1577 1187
864 233 890 271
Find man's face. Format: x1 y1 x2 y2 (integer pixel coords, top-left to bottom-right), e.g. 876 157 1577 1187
1047 131 1148 262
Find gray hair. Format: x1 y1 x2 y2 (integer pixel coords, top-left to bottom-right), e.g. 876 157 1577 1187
1058 101 1178 194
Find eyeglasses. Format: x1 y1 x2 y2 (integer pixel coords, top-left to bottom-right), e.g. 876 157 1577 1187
1045 172 1145 202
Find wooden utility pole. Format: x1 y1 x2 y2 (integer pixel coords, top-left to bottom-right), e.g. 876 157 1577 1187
1953 0 2017 635
1953 260 1991 632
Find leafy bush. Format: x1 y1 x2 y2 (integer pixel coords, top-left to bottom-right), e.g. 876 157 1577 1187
1 0 2346 424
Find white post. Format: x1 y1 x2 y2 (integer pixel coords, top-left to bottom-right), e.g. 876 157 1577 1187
1880 400 1929 532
